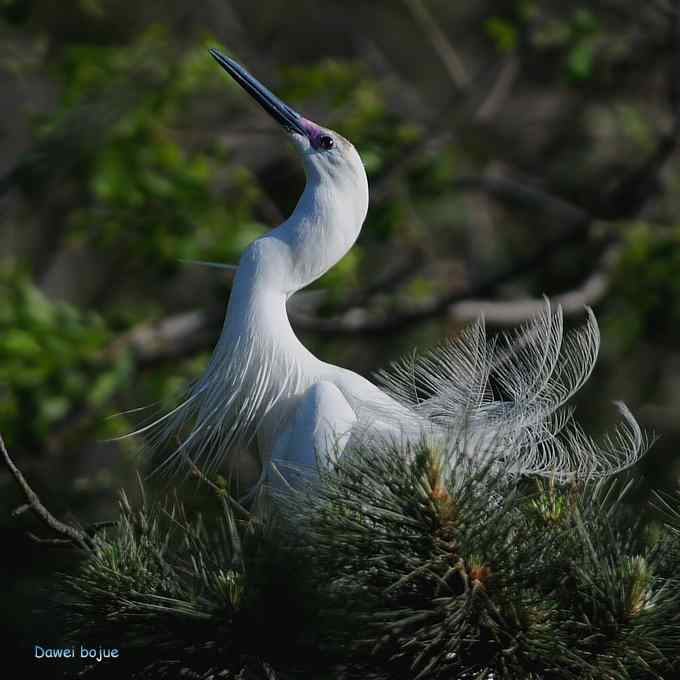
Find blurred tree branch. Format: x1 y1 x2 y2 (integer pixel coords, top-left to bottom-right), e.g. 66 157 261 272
108 307 225 367
596 0 680 220
290 1 680 335
402 0 469 91
102 97 678 352
448 245 617 326
475 56 520 123
0 78 155 203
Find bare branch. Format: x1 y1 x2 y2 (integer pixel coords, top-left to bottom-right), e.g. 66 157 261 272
402 0 469 91
109 308 224 367
450 173 590 224
106 248 427 365
1 434 92 550
475 56 521 123
27 534 76 546
448 246 617 326
11 503 31 517
290 175 594 336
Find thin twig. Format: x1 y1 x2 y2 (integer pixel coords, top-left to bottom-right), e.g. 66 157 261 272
1 433 92 550
402 0 469 91
475 56 520 123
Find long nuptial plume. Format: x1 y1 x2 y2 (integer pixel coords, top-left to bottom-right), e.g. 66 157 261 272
374 301 650 481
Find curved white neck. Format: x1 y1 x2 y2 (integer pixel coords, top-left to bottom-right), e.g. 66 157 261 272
271 162 368 293
217 154 369 410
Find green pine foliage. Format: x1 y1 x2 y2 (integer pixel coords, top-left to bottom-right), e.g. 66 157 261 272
60 441 680 679
62 484 334 679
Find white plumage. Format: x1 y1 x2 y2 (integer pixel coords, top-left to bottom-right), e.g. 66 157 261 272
131 49 648 490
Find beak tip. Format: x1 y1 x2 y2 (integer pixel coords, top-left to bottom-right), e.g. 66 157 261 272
208 49 308 138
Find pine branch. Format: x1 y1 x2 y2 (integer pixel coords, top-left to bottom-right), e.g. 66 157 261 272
27 438 678 679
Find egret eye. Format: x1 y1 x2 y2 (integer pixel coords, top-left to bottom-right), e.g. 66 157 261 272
318 135 334 151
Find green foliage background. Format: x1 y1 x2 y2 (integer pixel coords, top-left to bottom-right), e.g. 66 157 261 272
2 0 680 676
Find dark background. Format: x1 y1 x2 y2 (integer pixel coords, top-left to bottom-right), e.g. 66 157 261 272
2 0 680 675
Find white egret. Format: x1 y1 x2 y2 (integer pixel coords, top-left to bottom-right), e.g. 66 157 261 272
135 48 647 491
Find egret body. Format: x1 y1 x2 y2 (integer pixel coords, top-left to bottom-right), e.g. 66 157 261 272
146 49 416 487
139 49 646 491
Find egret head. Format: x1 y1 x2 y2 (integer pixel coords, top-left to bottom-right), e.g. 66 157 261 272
209 48 367 196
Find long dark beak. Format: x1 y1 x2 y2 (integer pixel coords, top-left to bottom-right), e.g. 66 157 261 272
209 48 307 136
